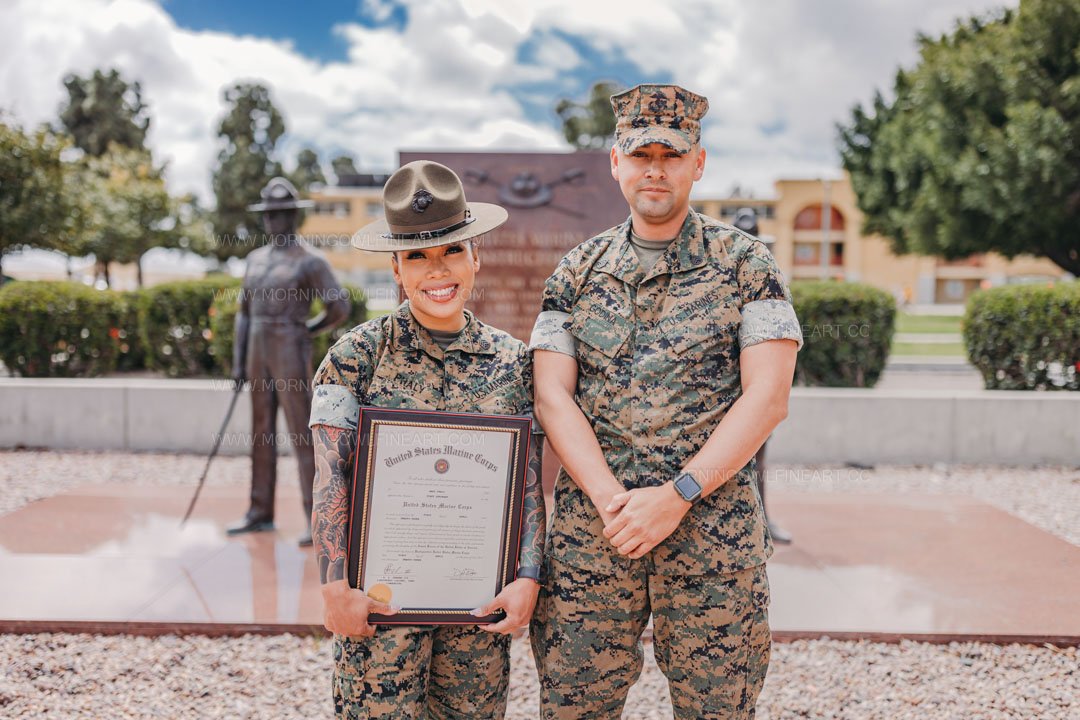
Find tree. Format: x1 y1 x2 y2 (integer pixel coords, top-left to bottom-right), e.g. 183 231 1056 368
838 0 1080 276
210 82 285 260
331 153 358 183
556 81 623 150
172 193 215 258
0 119 80 282
58 68 150 156
73 144 181 288
291 148 326 191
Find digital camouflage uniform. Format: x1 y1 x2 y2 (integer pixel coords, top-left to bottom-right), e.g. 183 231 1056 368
308 301 542 719
529 208 804 719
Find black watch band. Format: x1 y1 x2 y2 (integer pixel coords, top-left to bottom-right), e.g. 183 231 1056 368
516 565 543 583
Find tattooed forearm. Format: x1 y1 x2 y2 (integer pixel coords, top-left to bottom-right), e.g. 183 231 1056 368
312 424 356 585
518 433 546 570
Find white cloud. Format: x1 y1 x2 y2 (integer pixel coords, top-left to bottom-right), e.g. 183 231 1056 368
531 33 581 72
0 0 1009 205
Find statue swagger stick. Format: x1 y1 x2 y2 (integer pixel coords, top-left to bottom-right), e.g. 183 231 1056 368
180 378 245 527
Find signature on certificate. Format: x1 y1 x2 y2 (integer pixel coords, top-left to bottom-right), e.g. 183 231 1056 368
450 567 479 578
381 563 413 577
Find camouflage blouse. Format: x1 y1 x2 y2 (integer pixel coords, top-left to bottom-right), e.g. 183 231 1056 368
530 211 803 576
309 301 544 575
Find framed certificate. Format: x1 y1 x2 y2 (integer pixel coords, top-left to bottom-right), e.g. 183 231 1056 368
347 407 532 625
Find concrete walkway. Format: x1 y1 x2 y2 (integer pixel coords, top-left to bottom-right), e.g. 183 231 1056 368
1 478 1076 644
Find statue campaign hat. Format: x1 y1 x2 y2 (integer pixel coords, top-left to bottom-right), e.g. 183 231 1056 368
247 177 315 212
352 160 508 252
610 83 709 155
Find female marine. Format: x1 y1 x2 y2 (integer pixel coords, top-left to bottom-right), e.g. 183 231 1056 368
308 160 545 719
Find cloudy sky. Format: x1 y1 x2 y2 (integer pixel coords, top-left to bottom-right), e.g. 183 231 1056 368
1 0 1009 203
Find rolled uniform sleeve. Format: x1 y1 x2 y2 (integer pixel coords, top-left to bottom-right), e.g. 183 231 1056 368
308 335 371 432
529 256 577 357
737 240 804 351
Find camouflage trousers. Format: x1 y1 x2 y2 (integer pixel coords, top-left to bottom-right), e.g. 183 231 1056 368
529 556 771 719
333 625 512 719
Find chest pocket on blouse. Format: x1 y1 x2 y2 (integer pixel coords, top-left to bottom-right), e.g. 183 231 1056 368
569 295 634 418
570 291 634 364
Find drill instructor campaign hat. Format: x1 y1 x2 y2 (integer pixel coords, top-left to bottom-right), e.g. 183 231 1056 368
351 161 508 252
247 177 315 212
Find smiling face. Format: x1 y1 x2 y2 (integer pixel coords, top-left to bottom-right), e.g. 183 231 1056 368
391 240 480 332
611 142 706 236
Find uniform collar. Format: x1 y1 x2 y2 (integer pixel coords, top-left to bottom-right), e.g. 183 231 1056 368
390 301 497 358
593 218 642 284
594 211 709 283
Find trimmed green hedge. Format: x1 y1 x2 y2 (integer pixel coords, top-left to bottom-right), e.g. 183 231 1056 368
964 282 1079 390
791 281 896 387
114 290 146 372
0 278 368 379
0 281 125 377
208 284 368 376
136 276 243 377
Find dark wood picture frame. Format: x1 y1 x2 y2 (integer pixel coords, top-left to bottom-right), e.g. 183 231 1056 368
347 407 532 625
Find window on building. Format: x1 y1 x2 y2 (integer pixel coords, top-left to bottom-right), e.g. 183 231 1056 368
830 242 844 266
794 243 819 265
794 205 845 231
793 242 844 266
366 201 382 216
314 201 351 217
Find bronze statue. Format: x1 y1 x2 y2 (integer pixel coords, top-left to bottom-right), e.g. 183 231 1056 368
734 207 792 545
229 177 351 546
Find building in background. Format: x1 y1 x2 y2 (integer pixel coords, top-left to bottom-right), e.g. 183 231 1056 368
693 174 1068 305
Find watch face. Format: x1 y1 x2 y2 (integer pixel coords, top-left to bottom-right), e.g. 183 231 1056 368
675 473 701 499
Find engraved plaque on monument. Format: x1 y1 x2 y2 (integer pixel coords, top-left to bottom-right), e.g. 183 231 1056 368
399 151 627 342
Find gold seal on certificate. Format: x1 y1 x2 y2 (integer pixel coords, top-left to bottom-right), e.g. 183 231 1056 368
366 584 392 604
347 407 532 625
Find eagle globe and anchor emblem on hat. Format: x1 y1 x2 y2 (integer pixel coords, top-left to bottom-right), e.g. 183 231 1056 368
411 188 434 213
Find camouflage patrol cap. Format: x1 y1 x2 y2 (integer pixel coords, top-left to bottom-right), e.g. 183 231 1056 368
610 84 709 155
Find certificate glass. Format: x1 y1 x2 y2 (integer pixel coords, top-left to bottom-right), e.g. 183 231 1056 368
347 407 532 625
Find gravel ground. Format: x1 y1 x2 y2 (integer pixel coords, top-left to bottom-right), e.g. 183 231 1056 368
1 451 1077 718
0 633 1074 719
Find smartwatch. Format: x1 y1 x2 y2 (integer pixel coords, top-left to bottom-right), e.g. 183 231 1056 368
672 471 703 505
